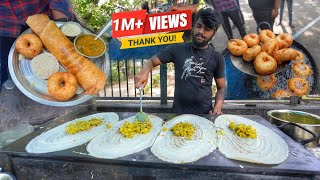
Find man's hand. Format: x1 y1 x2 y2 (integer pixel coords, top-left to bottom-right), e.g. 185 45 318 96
271 8 279 18
169 5 180 11
272 0 281 18
134 57 162 89
134 72 149 89
52 10 69 20
169 4 198 13
209 106 223 115
210 78 226 115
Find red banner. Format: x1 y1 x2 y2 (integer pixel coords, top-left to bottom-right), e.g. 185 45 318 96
112 10 192 38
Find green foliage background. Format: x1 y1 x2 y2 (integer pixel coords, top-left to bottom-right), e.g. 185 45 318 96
72 0 207 32
72 0 142 31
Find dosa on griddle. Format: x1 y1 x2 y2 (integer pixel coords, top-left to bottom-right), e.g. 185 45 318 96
215 115 289 164
87 115 163 159
26 14 106 94
26 113 119 153
151 115 217 164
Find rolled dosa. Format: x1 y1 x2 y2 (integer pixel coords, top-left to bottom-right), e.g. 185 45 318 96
26 14 106 95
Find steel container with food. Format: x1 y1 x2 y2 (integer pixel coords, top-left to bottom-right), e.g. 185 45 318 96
74 33 106 58
60 21 83 40
268 110 320 147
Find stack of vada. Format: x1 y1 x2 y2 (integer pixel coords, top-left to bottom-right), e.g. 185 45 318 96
228 30 304 75
227 30 311 97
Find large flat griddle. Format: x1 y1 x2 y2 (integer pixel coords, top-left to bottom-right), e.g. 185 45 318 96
1 112 320 176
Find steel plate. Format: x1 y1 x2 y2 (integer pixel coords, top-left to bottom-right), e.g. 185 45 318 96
8 22 110 106
230 54 287 76
0 172 16 180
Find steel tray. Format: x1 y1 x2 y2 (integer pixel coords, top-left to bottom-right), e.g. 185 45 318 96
8 22 110 106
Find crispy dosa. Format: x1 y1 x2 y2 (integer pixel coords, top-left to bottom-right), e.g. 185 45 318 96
87 115 163 159
215 115 289 164
26 14 106 94
26 113 119 153
151 115 217 164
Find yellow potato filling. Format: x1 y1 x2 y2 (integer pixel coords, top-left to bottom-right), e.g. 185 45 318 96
106 123 112 129
171 122 195 140
118 120 153 138
65 118 103 134
229 121 257 139
217 129 225 136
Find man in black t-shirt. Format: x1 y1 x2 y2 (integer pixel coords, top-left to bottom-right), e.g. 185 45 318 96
248 0 280 30
135 8 226 115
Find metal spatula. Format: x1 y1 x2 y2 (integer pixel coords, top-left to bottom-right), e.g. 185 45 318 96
135 86 149 122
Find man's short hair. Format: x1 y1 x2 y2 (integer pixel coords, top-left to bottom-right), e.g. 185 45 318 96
195 7 222 30
141 1 149 13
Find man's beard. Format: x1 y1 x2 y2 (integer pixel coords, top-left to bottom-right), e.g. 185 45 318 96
192 33 214 48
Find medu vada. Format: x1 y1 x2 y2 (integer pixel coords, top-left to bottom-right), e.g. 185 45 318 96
261 39 279 56
256 74 277 91
228 39 248 56
243 45 261 62
276 33 293 49
272 90 292 98
254 52 278 75
243 34 260 47
47 72 78 101
274 48 299 64
293 62 312 77
295 50 305 60
16 34 43 59
288 77 309 96
259 29 276 43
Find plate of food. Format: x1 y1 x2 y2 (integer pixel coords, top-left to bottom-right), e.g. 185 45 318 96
8 14 110 106
229 54 287 77
228 30 304 77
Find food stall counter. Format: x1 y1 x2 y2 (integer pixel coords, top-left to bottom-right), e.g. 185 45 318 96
1 111 320 179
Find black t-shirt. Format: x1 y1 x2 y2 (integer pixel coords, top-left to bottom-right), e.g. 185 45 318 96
248 0 274 10
157 42 225 114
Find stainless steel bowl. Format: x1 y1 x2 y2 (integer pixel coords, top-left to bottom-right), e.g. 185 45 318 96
74 33 106 59
60 21 83 40
0 172 16 180
268 110 320 147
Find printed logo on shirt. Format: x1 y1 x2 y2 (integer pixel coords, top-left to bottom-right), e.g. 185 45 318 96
181 56 207 80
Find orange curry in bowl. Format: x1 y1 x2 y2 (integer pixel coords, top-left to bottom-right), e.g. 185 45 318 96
74 34 105 57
